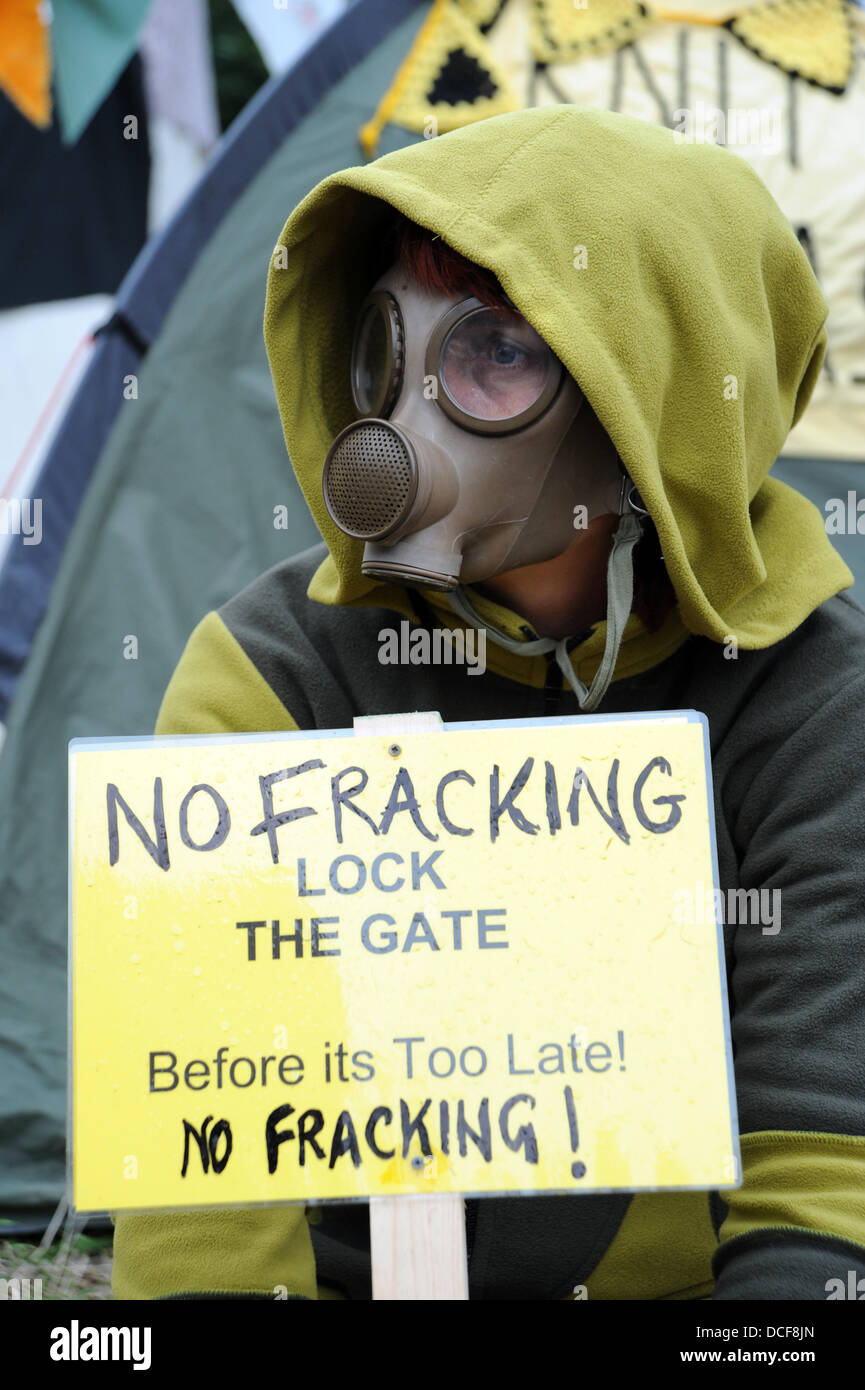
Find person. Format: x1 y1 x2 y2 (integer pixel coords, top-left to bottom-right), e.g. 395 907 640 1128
111 105 865 1300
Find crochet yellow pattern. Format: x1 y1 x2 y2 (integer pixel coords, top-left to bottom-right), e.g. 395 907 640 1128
359 0 520 158
359 0 858 157
530 0 651 64
728 0 855 93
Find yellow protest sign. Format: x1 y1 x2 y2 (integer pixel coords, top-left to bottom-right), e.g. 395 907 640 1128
69 712 739 1212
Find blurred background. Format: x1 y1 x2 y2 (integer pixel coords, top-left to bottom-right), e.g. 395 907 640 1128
1 0 863 1294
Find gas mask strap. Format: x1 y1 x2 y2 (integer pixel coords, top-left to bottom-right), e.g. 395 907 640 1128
552 510 643 712
445 510 643 713
446 588 559 659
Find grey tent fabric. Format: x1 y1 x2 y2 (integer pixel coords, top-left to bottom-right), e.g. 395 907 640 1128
0 4 427 1216
772 456 865 584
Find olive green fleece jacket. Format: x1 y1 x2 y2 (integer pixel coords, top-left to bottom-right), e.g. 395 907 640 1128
113 107 865 1300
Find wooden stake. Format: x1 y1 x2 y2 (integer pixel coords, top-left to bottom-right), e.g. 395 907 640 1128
354 711 469 1301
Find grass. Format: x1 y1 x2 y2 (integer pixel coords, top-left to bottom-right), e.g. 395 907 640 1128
0 1229 113 1301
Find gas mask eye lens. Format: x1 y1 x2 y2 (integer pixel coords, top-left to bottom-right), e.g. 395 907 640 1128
351 291 404 418
436 305 562 430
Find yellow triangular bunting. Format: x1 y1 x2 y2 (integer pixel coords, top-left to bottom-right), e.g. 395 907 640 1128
531 0 651 65
728 0 853 92
360 0 520 158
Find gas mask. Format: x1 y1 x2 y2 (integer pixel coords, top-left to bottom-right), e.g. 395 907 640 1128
322 260 648 710
323 262 630 589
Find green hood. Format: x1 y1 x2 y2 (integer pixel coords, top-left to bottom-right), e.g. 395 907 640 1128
263 105 851 657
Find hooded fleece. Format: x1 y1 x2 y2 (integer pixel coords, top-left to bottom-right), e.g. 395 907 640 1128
112 107 865 1301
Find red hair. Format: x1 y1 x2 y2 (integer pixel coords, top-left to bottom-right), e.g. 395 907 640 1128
389 215 510 309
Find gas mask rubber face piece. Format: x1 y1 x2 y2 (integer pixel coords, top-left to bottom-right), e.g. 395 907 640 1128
322 260 625 592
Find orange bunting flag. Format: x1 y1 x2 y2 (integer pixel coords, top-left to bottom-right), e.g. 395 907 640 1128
0 0 52 129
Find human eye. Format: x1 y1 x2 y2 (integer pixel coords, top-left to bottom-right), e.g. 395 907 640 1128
487 333 529 368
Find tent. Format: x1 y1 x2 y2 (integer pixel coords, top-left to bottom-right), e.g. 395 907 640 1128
0 0 428 1221
1 0 862 1223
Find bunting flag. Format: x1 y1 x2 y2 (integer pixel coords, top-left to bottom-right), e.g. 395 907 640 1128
51 0 155 144
0 0 52 128
360 0 520 156
727 0 855 93
531 0 651 64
